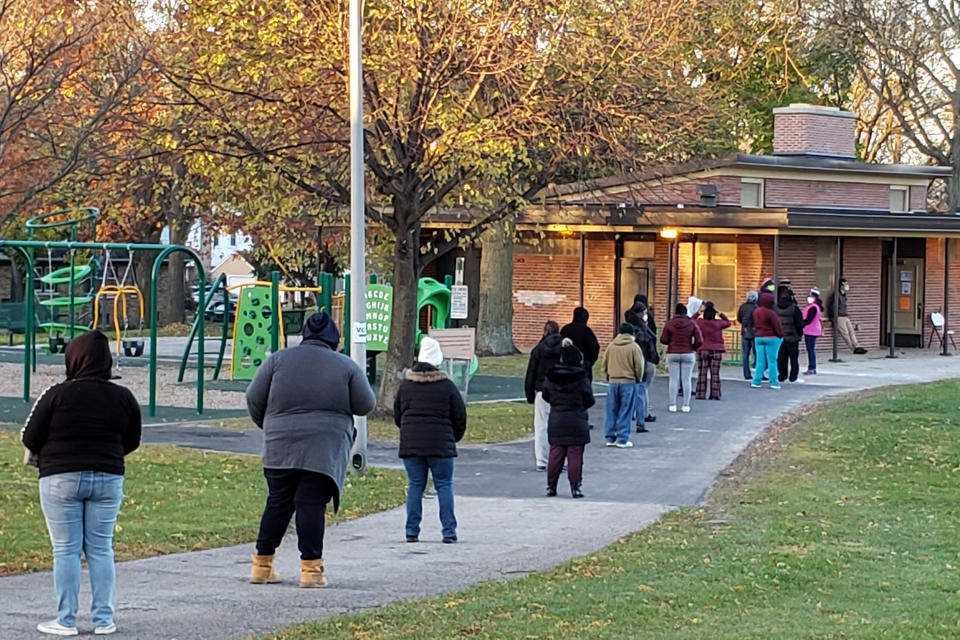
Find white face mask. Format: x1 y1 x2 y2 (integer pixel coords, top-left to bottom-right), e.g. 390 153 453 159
807 297 815 304
642 313 648 322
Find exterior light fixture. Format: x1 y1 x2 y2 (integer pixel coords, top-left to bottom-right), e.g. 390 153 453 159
660 228 678 240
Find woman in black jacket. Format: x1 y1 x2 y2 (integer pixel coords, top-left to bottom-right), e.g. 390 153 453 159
21 330 141 637
542 339 595 498
394 336 467 543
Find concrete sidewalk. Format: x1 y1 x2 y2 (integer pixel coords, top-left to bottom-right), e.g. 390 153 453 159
2 349 959 639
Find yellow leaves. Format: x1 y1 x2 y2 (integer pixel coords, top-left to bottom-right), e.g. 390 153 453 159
444 598 465 608
637 583 655 592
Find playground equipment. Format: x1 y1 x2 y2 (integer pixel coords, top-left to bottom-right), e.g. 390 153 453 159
93 247 145 357
2 207 208 416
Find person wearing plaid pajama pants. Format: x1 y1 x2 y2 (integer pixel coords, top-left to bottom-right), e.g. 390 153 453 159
695 302 731 401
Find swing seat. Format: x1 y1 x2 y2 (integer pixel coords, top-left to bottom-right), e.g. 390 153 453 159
48 336 68 354
40 265 92 285
122 338 145 357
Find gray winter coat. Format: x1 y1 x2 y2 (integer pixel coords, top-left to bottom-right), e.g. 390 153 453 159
246 339 376 510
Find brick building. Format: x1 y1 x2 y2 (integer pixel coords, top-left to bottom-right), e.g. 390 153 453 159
506 104 956 353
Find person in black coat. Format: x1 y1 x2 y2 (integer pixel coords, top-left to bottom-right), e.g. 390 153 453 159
524 320 563 470
542 338 595 499
560 307 600 381
775 286 804 383
394 336 467 543
629 303 660 430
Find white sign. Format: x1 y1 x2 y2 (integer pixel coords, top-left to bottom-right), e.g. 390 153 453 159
451 285 468 319
429 327 476 360
352 322 367 343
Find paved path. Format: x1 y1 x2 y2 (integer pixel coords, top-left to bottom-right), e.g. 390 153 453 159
3 350 959 639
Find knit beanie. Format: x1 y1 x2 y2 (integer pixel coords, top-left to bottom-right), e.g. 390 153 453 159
417 335 444 366
302 311 340 349
619 322 635 335
560 337 583 366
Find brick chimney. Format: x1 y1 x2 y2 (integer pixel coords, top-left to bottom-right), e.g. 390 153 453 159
773 104 857 158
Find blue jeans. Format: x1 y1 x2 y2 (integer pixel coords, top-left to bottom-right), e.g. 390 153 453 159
39 471 124 629
805 334 818 372
742 336 755 379
604 382 637 444
633 380 647 428
752 337 783 388
403 457 456 539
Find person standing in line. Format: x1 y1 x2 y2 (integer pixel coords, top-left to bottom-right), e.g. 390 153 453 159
524 321 564 470
246 311 376 588
751 292 784 389
776 286 804 383
635 294 658 336
634 295 659 425
686 295 704 319
628 303 659 432
21 330 142 637
560 306 600 383
660 303 703 413
543 339 595 498
394 336 467 543
737 291 758 380
695 302 731 400
601 323 645 448
802 288 824 375
826 278 868 354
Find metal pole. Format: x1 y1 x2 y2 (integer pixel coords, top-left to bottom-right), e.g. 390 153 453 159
887 238 897 358
831 236 841 362
673 239 680 316
773 234 780 291
665 239 674 321
578 232 585 306
348 0 368 476
943 238 951 356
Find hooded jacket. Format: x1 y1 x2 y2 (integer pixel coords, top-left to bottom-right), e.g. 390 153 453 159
602 333 646 383
246 337 376 511
524 332 564 402
752 293 784 338
737 293 758 339
776 292 803 343
542 362 594 446
696 313 731 351
660 314 704 354
394 363 467 458
21 331 141 478
560 308 600 365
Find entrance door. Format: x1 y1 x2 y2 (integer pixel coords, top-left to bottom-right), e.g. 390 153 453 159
618 241 656 321
893 258 924 337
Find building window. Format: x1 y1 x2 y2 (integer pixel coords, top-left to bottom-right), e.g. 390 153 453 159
740 179 764 208
816 237 837 293
695 242 737 314
890 186 909 213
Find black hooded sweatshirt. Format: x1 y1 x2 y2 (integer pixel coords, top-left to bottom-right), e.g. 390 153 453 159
560 307 600 365
524 332 564 402
542 361 595 446
21 331 142 478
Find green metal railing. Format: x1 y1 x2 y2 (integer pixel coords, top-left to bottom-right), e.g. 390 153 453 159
177 273 231 383
0 240 205 416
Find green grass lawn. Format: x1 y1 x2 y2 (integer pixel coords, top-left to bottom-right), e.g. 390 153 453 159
0 432 406 576
255 381 960 639
476 353 529 378
368 401 533 443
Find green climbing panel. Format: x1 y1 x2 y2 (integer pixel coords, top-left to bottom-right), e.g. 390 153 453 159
231 285 275 380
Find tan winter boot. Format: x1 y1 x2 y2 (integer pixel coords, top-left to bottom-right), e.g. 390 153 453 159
299 558 328 588
250 554 280 584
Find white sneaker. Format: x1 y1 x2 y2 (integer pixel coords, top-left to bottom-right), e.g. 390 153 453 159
668 405 677 413
37 620 78 636
605 441 616 447
95 623 117 635
615 441 634 448
681 406 691 413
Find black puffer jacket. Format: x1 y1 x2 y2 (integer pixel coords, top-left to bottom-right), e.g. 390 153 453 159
776 294 803 343
542 363 594 446
633 321 660 365
524 332 563 402
394 364 467 458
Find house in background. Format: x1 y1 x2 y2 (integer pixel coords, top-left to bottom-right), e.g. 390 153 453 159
506 104 956 352
174 219 254 285
211 253 256 288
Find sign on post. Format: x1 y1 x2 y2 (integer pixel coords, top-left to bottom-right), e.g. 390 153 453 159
365 284 392 351
429 327 476 396
451 284 468 320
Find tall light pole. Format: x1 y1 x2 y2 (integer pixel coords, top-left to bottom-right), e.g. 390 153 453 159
348 0 368 475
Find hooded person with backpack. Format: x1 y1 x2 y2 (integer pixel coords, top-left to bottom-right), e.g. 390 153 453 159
542 338 595 499
737 291 759 380
751 293 784 389
524 321 564 470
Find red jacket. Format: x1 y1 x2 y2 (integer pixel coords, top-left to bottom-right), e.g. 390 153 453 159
696 314 731 351
660 315 704 354
752 293 783 338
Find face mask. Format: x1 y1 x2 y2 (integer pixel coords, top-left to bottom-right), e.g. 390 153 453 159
642 313 648 322
807 297 815 304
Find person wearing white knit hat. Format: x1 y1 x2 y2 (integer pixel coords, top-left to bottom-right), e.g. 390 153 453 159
394 335 466 543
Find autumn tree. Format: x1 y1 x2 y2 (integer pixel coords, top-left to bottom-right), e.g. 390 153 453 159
0 0 149 232
831 0 960 210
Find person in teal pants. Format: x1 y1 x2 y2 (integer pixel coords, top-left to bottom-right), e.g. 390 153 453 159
750 292 784 389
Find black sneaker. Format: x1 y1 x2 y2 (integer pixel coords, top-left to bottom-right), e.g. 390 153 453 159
854 347 867 354
442 536 458 544
546 487 557 497
406 534 418 543
645 415 656 423
636 426 649 433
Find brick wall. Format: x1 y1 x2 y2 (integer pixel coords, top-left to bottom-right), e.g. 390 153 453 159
838 237 882 349
773 105 857 158
766 178 895 210
910 186 928 212
924 238 960 344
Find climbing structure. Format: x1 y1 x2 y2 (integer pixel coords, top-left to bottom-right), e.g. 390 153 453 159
230 284 275 380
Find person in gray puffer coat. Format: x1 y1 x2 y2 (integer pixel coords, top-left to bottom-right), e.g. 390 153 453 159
246 310 376 589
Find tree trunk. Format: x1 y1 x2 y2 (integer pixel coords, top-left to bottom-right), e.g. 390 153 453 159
476 218 517 355
134 229 162 327
163 217 188 325
377 223 420 414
